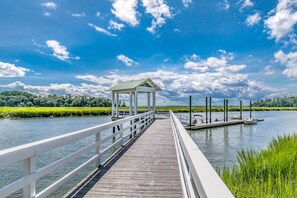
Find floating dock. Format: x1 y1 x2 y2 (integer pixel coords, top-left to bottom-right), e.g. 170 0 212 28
185 119 264 130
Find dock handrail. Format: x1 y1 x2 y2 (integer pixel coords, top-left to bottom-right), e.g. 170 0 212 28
0 111 155 198
170 110 234 198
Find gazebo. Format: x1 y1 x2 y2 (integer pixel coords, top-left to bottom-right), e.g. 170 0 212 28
109 78 161 118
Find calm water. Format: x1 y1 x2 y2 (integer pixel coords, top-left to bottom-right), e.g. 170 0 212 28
1 112 297 197
185 111 297 169
0 116 119 197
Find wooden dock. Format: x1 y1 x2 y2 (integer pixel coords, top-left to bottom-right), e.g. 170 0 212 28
66 118 183 198
185 119 264 130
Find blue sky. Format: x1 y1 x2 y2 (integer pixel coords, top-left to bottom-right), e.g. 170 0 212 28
0 0 297 105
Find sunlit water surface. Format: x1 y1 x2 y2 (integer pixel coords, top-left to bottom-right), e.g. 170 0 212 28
180 111 297 169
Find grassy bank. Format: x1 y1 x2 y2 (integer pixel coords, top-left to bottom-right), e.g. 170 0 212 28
0 106 297 118
0 107 111 118
218 134 297 197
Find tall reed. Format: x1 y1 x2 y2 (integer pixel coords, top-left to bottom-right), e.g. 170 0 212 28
218 134 297 197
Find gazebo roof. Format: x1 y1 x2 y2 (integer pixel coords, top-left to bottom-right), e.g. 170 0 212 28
109 78 161 92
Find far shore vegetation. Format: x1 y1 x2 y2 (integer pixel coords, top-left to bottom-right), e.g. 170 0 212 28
0 91 297 118
1 106 297 118
218 134 297 197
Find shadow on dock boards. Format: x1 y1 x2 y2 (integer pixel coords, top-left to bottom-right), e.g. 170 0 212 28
64 118 164 198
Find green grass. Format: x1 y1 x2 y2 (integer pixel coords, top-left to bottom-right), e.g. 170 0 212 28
0 107 112 118
0 106 297 118
218 134 297 197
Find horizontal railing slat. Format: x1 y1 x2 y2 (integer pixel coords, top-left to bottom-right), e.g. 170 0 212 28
36 154 99 198
0 112 152 167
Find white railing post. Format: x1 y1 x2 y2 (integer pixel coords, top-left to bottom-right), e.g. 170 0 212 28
23 157 36 198
95 133 101 167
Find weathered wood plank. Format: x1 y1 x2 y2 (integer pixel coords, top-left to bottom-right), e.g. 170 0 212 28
65 118 182 197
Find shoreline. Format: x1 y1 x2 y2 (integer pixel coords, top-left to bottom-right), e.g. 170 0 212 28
0 106 297 119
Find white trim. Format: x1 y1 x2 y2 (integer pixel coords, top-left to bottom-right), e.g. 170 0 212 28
136 86 156 93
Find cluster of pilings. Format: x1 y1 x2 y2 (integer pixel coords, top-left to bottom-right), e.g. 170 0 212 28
189 96 253 127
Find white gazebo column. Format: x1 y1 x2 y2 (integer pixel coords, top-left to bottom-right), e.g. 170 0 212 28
153 92 156 113
129 91 133 115
134 91 138 115
111 92 115 117
147 92 151 111
116 92 119 117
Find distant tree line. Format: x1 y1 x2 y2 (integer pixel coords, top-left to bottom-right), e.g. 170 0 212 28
0 91 124 107
253 96 297 107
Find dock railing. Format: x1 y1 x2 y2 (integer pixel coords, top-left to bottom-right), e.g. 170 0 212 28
170 110 234 198
0 111 155 198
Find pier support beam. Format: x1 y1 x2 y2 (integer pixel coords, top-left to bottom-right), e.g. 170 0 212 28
147 93 151 111
111 92 115 117
226 99 229 121
240 100 243 120
116 93 119 117
250 101 252 119
152 92 156 114
189 96 192 127
205 97 208 124
209 97 212 123
134 91 138 115
129 92 133 116
223 99 226 122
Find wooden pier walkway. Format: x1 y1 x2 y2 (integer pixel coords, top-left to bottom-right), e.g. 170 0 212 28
0 111 234 198
66 118 183 197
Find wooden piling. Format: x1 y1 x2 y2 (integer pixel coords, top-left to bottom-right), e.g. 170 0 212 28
209 97 212 123
189 96 192 127
250 100 252 119
226 99 229 121
223 99 226 122
240 100 243 120
206 97 208 124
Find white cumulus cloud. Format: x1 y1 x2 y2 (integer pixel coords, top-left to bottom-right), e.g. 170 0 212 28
46 40 70 61
218 0 230 10
88 23 117 37
111 0 139 26
265 0 297 41
263 65 277 76
246 13 261 26
72 12 86 17
41 2 57 9
74 69 274 104
108 20 125 31
0 81 109 98
184 50 246 73
0 62 30 77
240 0 253 9
142 0 172 34
116 54 136 66
182 0 192 7
274 49 297 78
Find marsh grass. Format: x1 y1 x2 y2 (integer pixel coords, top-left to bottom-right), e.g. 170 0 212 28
0 107 111 118
218 134 297 197
0 106 296 118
